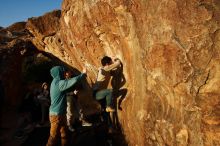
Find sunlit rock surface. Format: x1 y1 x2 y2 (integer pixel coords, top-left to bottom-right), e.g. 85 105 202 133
62 0 220 145
2 0 220 145
26 10 65 62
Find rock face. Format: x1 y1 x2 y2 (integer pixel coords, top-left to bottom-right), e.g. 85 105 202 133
2 0 220 145
0 22 36 106
37 0 219 145
26 10 63 57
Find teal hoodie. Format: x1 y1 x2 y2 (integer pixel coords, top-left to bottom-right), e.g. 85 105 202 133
49 66 85 115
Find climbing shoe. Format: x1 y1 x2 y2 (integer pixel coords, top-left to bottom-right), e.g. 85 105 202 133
106 107 115 112
81 120 92 127
68 126 75 132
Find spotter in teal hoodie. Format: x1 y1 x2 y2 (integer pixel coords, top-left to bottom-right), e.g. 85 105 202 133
49 66 85 115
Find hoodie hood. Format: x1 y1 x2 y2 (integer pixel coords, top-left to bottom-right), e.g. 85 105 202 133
50 66 65 79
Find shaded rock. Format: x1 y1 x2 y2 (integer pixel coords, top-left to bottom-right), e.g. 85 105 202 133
0 40 34 106
0 22 39 106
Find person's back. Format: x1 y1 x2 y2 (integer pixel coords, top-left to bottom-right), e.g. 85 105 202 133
50 66 66 115
50 79 66 115
47 66 86 146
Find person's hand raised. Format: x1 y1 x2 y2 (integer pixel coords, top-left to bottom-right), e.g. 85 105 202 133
73 89 79 95
82 67 87 74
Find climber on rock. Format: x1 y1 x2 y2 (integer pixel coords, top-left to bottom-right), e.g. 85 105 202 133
46 66 87 146
93 56 121 113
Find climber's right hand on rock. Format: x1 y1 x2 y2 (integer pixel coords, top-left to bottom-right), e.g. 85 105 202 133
82 67 87 74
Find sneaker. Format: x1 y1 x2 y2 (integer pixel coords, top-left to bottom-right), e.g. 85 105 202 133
81 120 92 127
106 107 115 112
68 126 75 132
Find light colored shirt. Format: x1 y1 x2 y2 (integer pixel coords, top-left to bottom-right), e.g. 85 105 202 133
94 60 121 90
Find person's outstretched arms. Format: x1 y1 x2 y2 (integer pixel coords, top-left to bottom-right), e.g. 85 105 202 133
59 67 87 91
104 58 121 71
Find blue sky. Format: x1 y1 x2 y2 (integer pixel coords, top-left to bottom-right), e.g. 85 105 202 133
0 0 62 27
